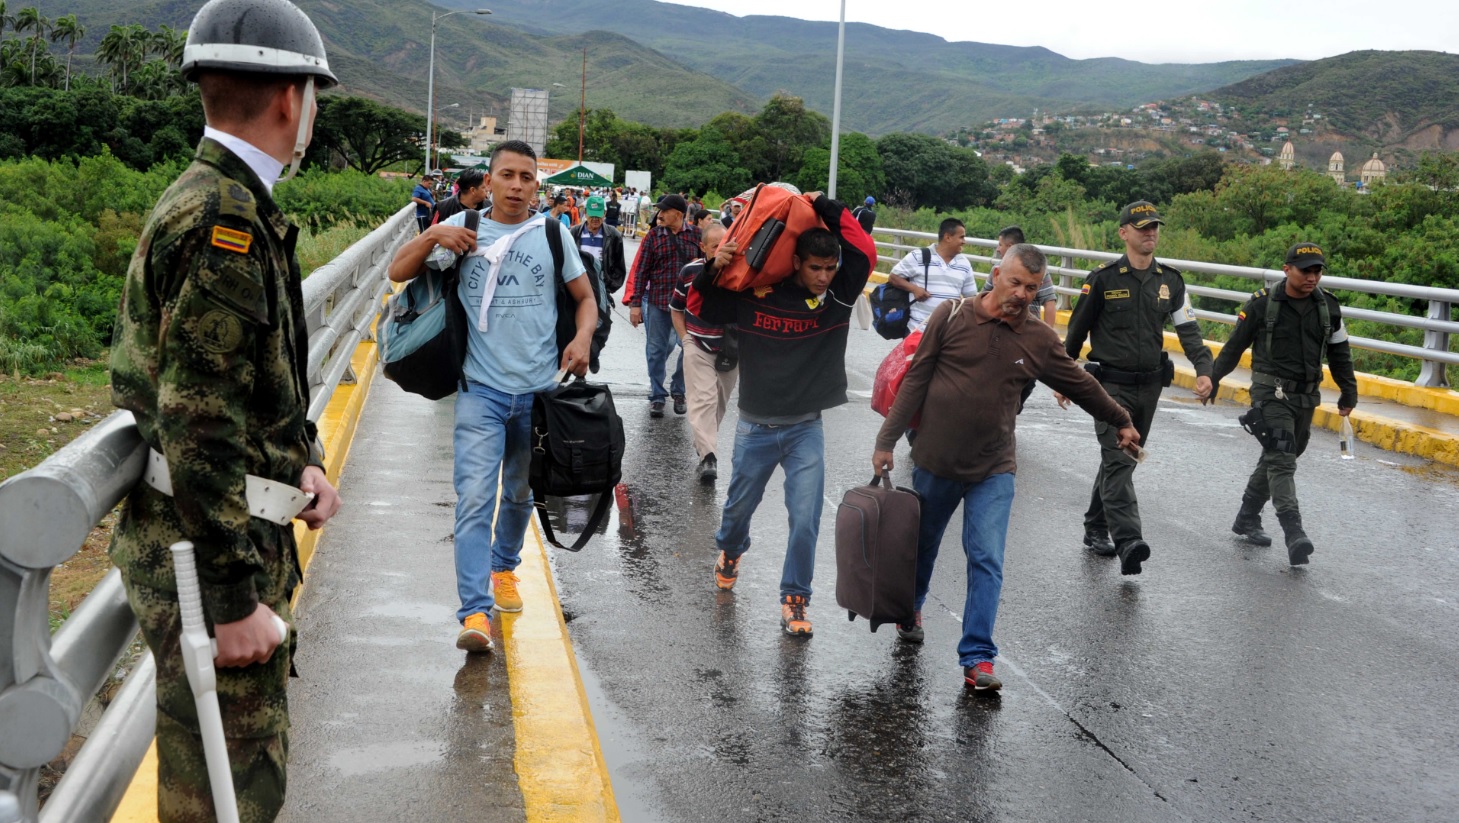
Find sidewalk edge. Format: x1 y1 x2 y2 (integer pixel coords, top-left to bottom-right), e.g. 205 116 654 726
500 517 621 822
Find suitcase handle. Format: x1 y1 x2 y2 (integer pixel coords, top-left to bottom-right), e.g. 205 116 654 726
868 473 888 488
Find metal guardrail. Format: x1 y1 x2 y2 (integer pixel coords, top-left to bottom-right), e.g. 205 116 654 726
0 204 414 823
873 228 1459 388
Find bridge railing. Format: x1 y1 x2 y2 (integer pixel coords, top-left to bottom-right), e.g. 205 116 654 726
0 204 414 823
872 228 1459 388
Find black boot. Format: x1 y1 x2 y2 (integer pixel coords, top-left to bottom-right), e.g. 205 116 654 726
1117 539 1151 576
1083 527 1116 557
1275 510 1314 566
1231 495 1273 546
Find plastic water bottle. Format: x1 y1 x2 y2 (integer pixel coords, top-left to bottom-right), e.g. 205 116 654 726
1339 417 1355 460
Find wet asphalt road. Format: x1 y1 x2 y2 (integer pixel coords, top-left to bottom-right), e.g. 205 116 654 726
547 250 1459 822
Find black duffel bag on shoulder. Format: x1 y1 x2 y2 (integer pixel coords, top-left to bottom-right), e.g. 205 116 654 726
529 373 626 551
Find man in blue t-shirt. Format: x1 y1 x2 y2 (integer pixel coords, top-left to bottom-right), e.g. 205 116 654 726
388 141 596 654
411 171 437 233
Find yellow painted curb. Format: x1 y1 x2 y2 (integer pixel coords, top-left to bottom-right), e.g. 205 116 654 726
111 337 380 823
501 518 621 822
1168 365 1459 469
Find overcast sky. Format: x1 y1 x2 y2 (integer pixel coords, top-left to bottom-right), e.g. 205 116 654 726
657 0 1459 63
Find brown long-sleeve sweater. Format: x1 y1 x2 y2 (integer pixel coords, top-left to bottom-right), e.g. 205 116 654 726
875 294 1134 483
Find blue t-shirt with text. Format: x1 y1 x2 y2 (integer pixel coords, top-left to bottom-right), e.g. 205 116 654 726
429 213 585 394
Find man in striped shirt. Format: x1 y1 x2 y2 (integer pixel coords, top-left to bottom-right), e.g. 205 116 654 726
886 218 980 332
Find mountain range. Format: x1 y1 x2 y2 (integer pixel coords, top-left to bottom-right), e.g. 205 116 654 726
38 0 1295 134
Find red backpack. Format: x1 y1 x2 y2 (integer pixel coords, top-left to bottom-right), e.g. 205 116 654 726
713 183 825 291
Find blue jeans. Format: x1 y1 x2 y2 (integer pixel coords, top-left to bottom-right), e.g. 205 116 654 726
911 468 1015 667
716 418 824 599
642 303 684 403
452 381 535 621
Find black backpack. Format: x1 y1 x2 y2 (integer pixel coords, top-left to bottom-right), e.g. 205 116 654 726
544 220 612 373
530 374 626 551
869 247 930 340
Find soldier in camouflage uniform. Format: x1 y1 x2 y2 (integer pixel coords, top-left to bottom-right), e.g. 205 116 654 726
108 1 341 819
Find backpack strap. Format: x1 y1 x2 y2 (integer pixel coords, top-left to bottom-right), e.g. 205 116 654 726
535 492 611 552
448 209 481 392
544 215 566 280
920 246 931 288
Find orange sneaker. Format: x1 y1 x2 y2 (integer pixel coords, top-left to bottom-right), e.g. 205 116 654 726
780 595 812 637
714 551 740 591
456 612 494 653
492 571 523 613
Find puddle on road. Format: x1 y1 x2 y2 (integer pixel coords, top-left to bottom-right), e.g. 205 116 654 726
327 740 443 776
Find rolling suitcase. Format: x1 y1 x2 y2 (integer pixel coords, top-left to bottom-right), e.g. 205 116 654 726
835 474 921 631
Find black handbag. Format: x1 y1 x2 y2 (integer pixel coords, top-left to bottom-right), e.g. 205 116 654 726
529 373 626 551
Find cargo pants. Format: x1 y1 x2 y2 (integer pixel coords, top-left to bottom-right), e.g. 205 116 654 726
1084 380 1162 548
1240 385 1316 515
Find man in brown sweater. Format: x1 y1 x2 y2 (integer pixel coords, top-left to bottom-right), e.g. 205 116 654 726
872 244 1139 692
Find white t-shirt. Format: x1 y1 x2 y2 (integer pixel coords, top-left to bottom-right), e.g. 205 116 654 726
891 247 980 331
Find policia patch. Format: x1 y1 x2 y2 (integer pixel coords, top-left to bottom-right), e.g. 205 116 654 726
197 309 245 353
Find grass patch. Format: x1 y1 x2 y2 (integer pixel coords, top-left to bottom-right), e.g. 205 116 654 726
298 221 375 276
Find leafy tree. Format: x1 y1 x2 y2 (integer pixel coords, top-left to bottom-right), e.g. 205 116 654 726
753 93 829 183
98 24 147 93
307 95 435 176
793 132 885 206
13 6 47 86
661 127 749 197
876 132 996 211
48 13 81 91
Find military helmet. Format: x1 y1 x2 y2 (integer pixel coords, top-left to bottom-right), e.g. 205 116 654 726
181 0 337 87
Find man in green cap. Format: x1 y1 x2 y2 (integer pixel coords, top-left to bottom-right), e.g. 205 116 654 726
1209 242 1357 564
571 193 628 294
1061 200 1213 575
108 0 342 818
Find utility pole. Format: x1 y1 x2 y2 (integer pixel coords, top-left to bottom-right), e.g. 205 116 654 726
828 0 846 199
578 47 587 164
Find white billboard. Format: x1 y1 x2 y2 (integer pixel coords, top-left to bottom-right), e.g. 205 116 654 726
625 170 652 195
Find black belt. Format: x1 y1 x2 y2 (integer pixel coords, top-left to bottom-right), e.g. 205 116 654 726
1084 362 1164 386
1252 371 1319 394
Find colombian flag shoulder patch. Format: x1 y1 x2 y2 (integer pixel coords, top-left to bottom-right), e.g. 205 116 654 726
210 225 253 255
1238 310 1247 322
1080 283 1091 295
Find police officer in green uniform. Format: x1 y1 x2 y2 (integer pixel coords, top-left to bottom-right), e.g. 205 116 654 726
108 0 341 818
1208 242 1357 565
1062 201 1214 575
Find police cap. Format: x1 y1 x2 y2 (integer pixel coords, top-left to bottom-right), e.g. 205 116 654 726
1119 200 1165 228
182 0 338 87
1285 242 1326 269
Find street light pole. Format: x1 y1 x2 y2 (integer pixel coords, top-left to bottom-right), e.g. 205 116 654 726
828 0 846 199
426 8 492 173
578 46 587 163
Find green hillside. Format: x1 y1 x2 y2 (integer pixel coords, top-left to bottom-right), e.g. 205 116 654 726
446 0 1298 134
31 0 758 128
1212 50 1459 144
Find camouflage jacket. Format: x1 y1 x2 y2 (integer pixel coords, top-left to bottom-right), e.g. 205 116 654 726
111 138 323 624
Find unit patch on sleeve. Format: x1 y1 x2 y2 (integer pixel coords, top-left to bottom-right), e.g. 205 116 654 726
1104 289 1131 300
210 226 253 255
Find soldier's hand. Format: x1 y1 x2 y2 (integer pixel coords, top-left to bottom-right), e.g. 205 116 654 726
297 465 340 530
214 604 284 668
872 449 895 476
1338 406 1353 417
1202 378 1221 405
1193 375 1213 401
430 225 478 255
1053 391 1071 409
629 306 642 328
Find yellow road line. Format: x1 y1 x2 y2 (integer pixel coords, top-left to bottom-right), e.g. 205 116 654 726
501 517 621 822
111 338 381 822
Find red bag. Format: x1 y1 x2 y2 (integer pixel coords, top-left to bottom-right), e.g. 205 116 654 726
713 183 825 291
871 330 923 427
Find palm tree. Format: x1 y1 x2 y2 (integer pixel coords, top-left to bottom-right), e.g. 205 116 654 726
49 14 82 91
98 23 146 93
151 24 185 67
13 7 49 86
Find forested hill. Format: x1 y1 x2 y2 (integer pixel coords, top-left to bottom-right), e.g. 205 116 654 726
437 0 1298 134
32 0 759 128
1213 51 1459 150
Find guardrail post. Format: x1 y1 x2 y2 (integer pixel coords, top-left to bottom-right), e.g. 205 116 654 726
1417 300 1452 388
1058 255 1074 311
